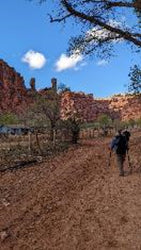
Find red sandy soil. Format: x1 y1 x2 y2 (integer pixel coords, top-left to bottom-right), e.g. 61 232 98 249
0 132 141 250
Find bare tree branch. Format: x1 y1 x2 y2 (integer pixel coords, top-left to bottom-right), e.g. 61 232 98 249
48 13 72 23
106 0 141 10
30 0 141 57
61 0 141 47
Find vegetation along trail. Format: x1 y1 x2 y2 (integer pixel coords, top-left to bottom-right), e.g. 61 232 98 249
0 132 141 249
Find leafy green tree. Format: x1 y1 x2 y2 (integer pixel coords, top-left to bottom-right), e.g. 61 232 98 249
30 0 141 58
97 114 112 128
97 114 112 135
128 64 141 94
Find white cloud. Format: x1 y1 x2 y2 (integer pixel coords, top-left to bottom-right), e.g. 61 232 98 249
74 62 88 71
97 59 109 66
22 50 46 69
55 52 83 72
86 19 124 43
80 62 87 67
108 19 122 28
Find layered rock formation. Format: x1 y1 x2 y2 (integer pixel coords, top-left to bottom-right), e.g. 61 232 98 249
0 60 59 116
0 59 141 121
61 92 141 121
60 92 111 121
109 95 141 121
0 59 29 113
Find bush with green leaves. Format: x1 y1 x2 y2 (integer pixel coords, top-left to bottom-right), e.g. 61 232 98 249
97 114 112 129
0 113 19 125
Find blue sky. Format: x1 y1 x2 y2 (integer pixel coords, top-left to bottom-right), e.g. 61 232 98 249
0 0 140 97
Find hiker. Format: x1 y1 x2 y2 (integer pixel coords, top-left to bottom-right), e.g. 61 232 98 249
110 129 130 176
71 119 80 144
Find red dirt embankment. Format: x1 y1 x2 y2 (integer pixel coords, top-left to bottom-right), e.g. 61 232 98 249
0 132 141 250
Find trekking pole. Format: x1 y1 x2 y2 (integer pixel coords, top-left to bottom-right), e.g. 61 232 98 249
127 150 132 174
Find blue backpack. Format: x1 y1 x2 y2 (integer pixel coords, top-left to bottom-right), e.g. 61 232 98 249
111 135 127 154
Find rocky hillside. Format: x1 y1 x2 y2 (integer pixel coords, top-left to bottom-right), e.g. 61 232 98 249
0 59 141 121
61 92 141 121
0 59 30 113
0 60 58 115
109 95 141 121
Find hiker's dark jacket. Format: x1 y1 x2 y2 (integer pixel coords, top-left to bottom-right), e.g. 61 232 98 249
110 135 128 155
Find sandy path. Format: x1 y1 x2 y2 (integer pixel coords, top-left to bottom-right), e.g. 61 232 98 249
0 134 141 250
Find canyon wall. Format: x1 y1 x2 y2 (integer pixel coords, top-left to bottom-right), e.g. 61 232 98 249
109 95 141 121
0 59 29 113
0 59 141 121
61 92 141 121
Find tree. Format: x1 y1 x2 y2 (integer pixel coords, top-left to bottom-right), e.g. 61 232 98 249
58 83 71 93
97 114 112 135
67 115 81 144
25 90 61 141
62 109 83 143
98 114 112 127
32 0 141 58
128 64 141 94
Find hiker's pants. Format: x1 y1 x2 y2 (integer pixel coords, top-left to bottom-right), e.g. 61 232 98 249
116 154 126 175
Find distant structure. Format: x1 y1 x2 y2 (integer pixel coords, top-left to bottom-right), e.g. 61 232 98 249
30 78 36 92
51 78 57 92
39 78 57 96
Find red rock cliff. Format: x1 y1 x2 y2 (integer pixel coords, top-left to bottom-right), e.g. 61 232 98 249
0 59 29 113
0 60 141 121
61 92 141 121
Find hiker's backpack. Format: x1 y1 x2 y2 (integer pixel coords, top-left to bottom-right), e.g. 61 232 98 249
111 135 127 154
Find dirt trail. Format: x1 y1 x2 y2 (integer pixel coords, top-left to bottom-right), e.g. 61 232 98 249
0 133 141 250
